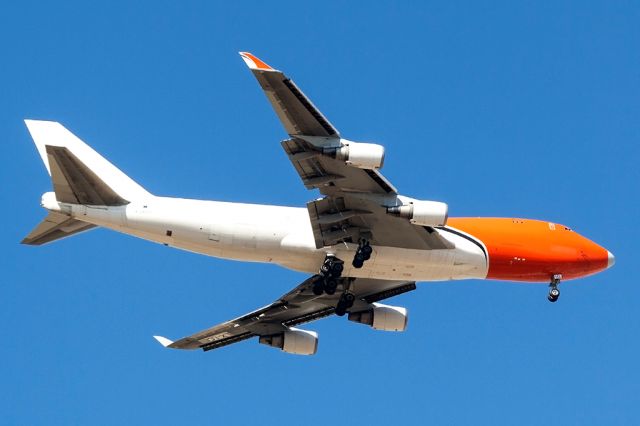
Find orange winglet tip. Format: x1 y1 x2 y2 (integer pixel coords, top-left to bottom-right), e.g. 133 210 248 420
239 52 274 71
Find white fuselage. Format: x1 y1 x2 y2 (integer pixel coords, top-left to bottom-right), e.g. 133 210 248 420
44 193 488 282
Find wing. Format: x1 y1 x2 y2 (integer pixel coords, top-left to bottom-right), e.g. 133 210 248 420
154 276 416 354
241 52 453 250
287 139 452 250
239 52 339 138
239 52 393 194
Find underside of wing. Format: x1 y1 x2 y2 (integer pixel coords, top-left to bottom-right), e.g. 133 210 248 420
281 138 396 195
280 138 451 249
240 52 395 196
241 53 453 251
240 52 339 138
154 276 416 355
306 195 453 250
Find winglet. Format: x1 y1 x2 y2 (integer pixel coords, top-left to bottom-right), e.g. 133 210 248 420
153 335 174 348
239 52 275 71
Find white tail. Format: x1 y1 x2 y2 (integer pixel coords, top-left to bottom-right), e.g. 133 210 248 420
24 120 151 205
22 120 152 245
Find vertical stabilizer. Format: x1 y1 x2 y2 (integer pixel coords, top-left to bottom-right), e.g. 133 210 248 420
24 120 151 204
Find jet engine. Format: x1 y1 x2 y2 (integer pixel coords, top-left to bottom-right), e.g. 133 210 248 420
326 140 385 170
259 327 318 355
387 200 448 227
348 303 408 332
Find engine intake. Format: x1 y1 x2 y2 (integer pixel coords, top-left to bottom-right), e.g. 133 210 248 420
348 303 408 332
327 140 385 170
387 200 448 227
259 327 318 355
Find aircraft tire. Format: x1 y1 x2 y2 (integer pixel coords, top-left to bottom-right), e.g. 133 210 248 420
324 278 338 295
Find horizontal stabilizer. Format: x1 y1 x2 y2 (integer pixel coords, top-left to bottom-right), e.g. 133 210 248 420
22 212 96 246
22 212 96 245
153 336 174 348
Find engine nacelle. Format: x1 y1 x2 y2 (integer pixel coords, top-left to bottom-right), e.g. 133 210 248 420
258 327 318 355
348 303 408 332
329 140 385 170
387 200 448 227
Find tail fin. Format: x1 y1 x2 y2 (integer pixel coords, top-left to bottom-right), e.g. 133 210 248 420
24 120 151 205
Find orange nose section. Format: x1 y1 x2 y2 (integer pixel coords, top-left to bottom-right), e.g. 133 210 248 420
447 218 612 282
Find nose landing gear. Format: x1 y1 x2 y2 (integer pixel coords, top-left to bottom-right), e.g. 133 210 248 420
547 274 562 303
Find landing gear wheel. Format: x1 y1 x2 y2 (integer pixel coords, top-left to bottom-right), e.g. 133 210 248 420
335 292 356 316
352 253 365 269
320 255 342 276
547 275 561 303
324 278 338 295
312 278 325 296
353 239 372 267
330 262 344 276
315 255 345 295
342 292 355 307
361 244 373 260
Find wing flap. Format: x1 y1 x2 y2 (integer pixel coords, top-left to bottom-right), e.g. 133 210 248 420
201 332 255 352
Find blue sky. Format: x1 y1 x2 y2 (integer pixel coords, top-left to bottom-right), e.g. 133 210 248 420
2 1 639 424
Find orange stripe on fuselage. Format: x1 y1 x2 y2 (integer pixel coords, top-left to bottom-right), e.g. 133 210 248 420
447 218 609 282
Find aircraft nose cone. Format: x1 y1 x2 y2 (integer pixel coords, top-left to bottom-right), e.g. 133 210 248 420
607 250 615 269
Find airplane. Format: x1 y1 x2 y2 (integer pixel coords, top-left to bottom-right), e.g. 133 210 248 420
22 52 615 356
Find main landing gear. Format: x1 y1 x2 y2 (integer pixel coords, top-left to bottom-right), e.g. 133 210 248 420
311 255 356 316
312 255 344 296
335 290 355 317
548 274 562 303
352 239 372 269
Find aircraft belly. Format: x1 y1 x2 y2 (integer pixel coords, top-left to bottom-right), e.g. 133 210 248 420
63 197 488 282
331 232 488 282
